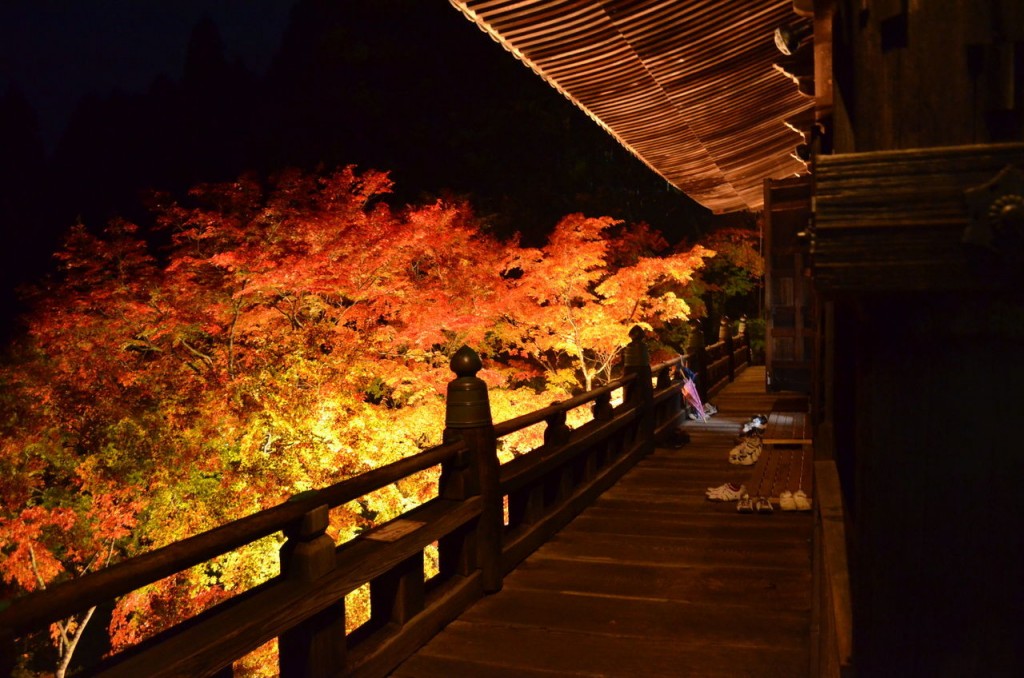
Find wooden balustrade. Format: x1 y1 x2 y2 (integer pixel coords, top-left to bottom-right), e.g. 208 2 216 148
685 316 751 402
0 328 697 678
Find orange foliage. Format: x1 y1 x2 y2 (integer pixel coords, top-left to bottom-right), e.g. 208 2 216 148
0 167 715 674
501 214 712 390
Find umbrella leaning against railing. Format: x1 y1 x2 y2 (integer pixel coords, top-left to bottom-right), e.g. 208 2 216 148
681 370 707 422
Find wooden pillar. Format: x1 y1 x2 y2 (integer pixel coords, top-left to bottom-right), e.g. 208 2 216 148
278 504 345 678
441 346 502 594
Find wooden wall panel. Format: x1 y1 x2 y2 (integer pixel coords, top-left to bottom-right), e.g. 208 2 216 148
813 142 1024 291
831 0 1024 153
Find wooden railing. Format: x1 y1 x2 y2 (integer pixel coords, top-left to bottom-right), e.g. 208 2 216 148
0 330 696 678
686 316 750 403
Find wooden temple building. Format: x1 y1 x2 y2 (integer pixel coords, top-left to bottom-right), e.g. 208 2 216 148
451 1 1024 674
2 1 1021 676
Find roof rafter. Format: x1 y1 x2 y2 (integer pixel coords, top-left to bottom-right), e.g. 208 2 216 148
450 0 811 213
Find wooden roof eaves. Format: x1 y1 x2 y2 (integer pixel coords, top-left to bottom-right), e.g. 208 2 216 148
448 0 804 213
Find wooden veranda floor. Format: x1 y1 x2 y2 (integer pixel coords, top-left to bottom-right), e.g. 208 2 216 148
392 367 814 678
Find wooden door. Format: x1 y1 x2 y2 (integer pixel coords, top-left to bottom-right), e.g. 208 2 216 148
764 174 815 394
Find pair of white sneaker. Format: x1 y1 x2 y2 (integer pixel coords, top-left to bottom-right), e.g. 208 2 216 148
779 489 812 511
728 438 761 465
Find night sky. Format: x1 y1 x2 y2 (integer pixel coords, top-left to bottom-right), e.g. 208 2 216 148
1 1 296 151
0 0 710 339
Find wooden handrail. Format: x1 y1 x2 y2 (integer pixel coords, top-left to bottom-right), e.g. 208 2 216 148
492 357 680 438
492 372 635 437
0 340 708 678
684 318 750 402
0 439 466 637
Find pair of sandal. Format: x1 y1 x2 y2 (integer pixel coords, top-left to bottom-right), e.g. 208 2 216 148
779 489 812 511
728 438 761 465
736 494 774 514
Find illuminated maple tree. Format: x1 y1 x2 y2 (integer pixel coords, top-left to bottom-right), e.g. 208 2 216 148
0 167 724 675
0 167 516 674
501 214 712 391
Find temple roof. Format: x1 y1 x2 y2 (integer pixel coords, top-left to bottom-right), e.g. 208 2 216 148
450 0 812 213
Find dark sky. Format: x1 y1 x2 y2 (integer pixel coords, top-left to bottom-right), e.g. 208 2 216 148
1 0 297 151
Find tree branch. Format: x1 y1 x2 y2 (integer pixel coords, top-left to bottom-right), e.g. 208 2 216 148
227 298 242 379
55 606 96 678
179 339 215 370
28 545 73 654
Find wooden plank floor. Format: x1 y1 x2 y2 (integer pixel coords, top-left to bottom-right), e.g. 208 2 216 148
392 367 814 678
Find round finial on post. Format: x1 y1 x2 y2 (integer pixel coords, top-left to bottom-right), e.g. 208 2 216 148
686 320 704 351
718 316 730 342
445 346 492 428
450 345 483 377
738 314 747 335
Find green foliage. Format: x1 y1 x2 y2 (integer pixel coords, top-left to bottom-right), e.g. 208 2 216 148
744 317 767 364
676 226 764 342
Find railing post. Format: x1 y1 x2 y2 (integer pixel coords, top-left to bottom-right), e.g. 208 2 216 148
591 391 614 421
590 390 616 466
623 326 655 453
720 316 736 381
662 359 686 427
278 504 345 678
370 553 425 627
687 323 710 403
546 405 579 501
656 362 673 390
441 346 502 594
737 314 751 369
543 406 571 447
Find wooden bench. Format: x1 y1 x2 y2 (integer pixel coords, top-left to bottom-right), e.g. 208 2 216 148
745 410 814 504
763 410 812 446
